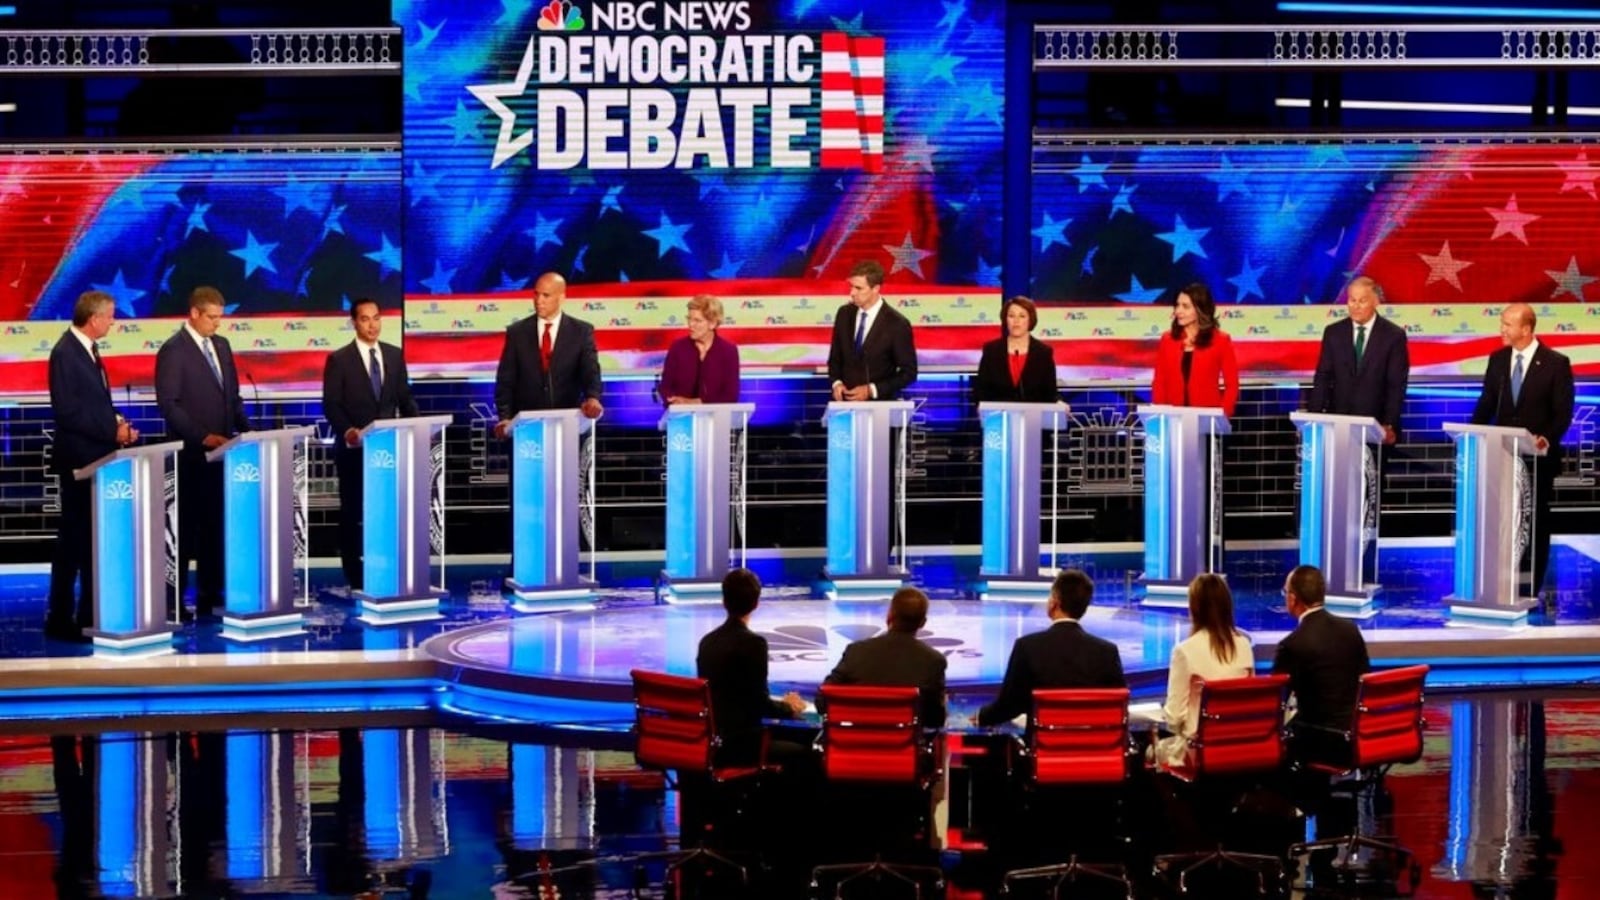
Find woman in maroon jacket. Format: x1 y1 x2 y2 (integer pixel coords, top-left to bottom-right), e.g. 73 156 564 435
659 294 740 405
1151 282 1239 416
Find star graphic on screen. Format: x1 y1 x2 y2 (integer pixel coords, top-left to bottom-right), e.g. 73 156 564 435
689 169 727 199
1080 246 1099 276
1418 241 1472 291
1227 256 1267 302
1556 151 1598 199
1031 213 1071 252
925 53 965 85
409 162 443 207
466 38 535 168
1206 155 1252 202
1115 274 1165 304
1072 155 1109 192
229 230 279 278
643 212 693 258
795 225 817 255
1107 183 1138 219
413 19 445 52
962 81 1003 127
973 256 1002 287
404 68 432 104
709 252 746 279
498 270 530 291
497 0 533 27
322 203 347 240
573 245 589 274
526 213 564 251
1485 194 1539 245
420 259 458 294
365 233 402 278
829 12 865 33
599 185 625 217
273 175 322 218
295 268 312 299
184 201 211 239
440 99 484 146
92 269 146 317
884 233 935 278
158 264 176 296
937 0 966 30
895 134 938 174
1156 214 1210 262
1545 256 1597 300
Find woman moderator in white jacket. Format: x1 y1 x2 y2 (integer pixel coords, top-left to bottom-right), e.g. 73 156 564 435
1152 573 1255 767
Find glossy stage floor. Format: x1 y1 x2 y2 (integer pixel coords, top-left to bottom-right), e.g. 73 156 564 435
2 537 1599 725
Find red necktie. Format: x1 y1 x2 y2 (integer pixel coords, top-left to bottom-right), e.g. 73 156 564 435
540 321 553 369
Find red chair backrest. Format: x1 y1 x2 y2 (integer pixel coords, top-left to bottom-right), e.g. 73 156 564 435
818 683 926 784
631 669 715 775
1028 688 1132 786
1189 675 1289 777
1349 665 1428 769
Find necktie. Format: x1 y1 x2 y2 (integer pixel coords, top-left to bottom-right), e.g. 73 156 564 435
203 337 223 385
541 321 553 369
1511 352 1524 405
853 310 867 353
91 342 108 391
369 346 383 399
1354 324 1367 367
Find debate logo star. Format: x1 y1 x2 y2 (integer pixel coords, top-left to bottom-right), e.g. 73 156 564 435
642 212 693 258
1155 214 1210 262
229 230 279 279
1545 256 1597 300
466 37 536 168
883 233 935 279
1115 274 1165 304
1484 194 1539 245
1031 212 1071 252
1418 241 1472 291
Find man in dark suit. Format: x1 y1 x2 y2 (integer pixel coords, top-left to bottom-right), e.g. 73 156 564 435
696 568 806 766
321 298 420 590
821 587 949 728
977 569 1125 726
492 271 604 438
827 259 918 402
1306 275 1410 445
1470 302 1576 597
46 290 139 642
1275 564 1370 764
155 285 252 617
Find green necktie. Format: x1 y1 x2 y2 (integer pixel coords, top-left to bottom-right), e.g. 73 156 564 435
1354 324 1367 367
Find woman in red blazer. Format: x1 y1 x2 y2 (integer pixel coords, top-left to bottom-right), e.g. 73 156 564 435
1151 282 1239 417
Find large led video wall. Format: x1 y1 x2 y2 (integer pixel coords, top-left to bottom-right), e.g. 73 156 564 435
396 0 1008 377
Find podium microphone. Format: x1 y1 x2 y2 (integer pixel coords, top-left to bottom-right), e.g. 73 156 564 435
244 371 270 428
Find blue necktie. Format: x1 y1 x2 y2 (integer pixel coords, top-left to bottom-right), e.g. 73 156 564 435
202 337 223 385
853 310 867 353
369 346 383 399
1510 352 1524 405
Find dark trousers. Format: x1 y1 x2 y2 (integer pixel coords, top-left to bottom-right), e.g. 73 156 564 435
335 447 364 589
48 474 94 628
1528 456 1558 595
177 453 225 611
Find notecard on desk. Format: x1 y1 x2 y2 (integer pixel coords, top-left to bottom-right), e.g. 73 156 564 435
1127 701 1165 723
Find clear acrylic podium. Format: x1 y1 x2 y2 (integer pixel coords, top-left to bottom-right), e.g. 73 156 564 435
506 408 596 612
1292 411 1385 616
208 426 315 641
1137 404 1231 606
354 414 452 624
822 400 915 601
659 402 755 603
75 441 183 656
976 401 1070 601
1443 422 1544 624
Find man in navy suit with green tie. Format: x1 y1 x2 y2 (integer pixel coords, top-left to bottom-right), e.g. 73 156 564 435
1307 275 1410 445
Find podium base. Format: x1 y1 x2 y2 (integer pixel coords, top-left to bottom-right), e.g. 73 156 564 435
1138 578 1198 609
89 626 178 659
222 610 307 642
1447 596 1539 626
1325 585 1382 620
505 578 597 614
976 575 1055 603
659 574 725 605
822 570 907 602
353 589 446 626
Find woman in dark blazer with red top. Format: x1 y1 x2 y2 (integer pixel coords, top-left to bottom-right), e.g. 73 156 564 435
974 296 1059 404
659 294 740 405
1151 282 1239 417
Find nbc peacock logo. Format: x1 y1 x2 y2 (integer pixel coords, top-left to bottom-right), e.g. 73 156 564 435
537 0 584 31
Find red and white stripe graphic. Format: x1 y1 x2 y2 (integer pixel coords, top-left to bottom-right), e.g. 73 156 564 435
819 32 885 172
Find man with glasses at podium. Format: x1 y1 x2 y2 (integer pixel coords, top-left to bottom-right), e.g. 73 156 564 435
1470 302 1575 600
492 271 604 436
827 259 918 402
322 298 419 592
46 290 139 642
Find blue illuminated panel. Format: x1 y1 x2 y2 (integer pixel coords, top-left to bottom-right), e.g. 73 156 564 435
223 441 265 614
825 413 858 574
1299 424 1326 568
663 413 698 579
95 459 138 634
1453 436 1479 599
1142 416 1169 580
363 428 401 599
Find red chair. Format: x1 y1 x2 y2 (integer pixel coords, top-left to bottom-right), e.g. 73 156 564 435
1000 688 1137 900
1153 674 1292 896
1289 664 1430 894
630 668 770 890
810 683 945 899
